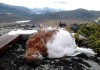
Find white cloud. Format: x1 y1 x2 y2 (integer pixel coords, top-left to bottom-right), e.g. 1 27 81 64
53 1 67 4
66 0 100 10
0 0 100 10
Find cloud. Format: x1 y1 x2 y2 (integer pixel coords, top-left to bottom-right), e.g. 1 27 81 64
0 0 100 10
53 1 67 4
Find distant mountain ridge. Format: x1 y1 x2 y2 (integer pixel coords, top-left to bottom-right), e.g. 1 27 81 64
0 3 34 22
31 7 63 14
31 8 100 24
0 3 33 14
0 3 100 24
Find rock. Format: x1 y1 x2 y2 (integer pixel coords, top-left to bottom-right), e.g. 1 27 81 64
71 33 86 40
71 23 80 32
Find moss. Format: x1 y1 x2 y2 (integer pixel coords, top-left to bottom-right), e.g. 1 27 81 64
76 23 100 53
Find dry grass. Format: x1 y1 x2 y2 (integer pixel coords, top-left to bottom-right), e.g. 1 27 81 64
40 19 92 27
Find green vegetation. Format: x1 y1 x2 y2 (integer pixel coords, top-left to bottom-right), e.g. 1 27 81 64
75 23 100 53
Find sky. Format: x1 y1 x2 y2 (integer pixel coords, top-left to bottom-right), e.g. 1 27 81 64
0 0 100 11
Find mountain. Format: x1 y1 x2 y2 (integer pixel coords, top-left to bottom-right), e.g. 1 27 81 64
30 8 100 24
31 7 62 14
0 3 100 25
0 3 34 22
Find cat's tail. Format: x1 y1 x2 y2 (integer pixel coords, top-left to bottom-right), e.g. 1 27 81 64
75 47 97 56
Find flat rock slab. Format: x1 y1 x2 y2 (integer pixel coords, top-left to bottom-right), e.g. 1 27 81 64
0 34 21 53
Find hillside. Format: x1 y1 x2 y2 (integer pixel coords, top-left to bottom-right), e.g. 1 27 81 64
0 3 34 22
31 9 100 22
0 3 100 25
